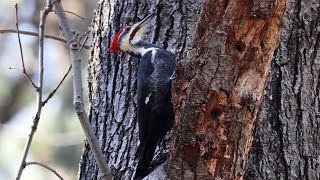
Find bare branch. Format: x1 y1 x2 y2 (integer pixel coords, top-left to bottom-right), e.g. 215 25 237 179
79 30 90 52
0 29 90 49
51 0 112 179
15 2 53 179
65 10 85 20
42 65 72 106
9 67 37 87
26 162 64 180
14 4 37 89
9 66 23 71
79 29 90 41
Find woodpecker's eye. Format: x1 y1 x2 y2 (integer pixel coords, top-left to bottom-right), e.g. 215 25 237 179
125 27 131 32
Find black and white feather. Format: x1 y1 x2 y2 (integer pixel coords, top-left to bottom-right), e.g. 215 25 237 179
108 12 176 179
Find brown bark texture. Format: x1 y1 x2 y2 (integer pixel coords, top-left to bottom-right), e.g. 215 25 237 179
169 0 288 179
78 0 320 179
78 0 201 179
245 0 320 179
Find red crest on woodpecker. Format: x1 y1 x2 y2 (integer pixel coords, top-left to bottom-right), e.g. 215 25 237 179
108 26 127 53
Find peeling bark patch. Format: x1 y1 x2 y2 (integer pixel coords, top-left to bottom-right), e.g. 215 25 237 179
206 89 229 121
183 145 200 170
206 158 218 176
233 69 266 105
195 89 236 178
226 19 266 62
194 0 228 49
250 0 276 18
170 0 288 179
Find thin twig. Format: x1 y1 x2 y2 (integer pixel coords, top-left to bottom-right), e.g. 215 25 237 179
15 2 53 179
51 0 112 179
42 65 72 106
14 4 37 89
65 10 85 20
79 30 90 52
9 67 37 85
26 162 64 180
79 29 90 41
9 66 23 71
0 29 90 49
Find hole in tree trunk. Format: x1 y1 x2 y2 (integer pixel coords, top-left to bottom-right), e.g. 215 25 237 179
235 41 245 52
211 109 221 118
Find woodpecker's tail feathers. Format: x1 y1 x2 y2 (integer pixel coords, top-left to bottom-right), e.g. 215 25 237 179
134 141 158 180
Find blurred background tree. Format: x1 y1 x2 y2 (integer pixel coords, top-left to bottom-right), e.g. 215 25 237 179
0 0 97 179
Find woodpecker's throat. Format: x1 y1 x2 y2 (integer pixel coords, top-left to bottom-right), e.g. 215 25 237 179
121 41 159 57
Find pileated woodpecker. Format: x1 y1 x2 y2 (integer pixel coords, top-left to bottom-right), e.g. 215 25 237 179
108 13 176 179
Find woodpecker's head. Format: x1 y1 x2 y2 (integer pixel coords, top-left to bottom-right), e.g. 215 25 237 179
108 12 156 54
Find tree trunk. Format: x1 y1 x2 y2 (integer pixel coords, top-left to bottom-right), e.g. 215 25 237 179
78 0 319 180
245 0 320 179
168 0 287 179
78 1 201 179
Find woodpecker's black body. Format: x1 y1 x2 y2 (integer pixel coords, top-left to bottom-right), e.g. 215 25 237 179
108 13 176 179
135 43 176 179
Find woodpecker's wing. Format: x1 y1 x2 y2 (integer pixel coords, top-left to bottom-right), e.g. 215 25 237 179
135 47 176 178
136 48 176 143
138 48 176 107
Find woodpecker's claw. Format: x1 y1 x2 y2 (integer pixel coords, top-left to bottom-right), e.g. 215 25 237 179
169 73 175 80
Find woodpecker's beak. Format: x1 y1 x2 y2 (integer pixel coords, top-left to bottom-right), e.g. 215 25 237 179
135 12 156 31
129 12 156 40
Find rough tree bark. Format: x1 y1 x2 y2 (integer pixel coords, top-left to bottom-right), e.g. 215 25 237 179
78 0 319 179
78 1 201 179
245 0 320 179
169 0 287 179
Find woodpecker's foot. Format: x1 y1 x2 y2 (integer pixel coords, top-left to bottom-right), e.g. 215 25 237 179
135 145 142 159
169 73 175 80
134 168 149 180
